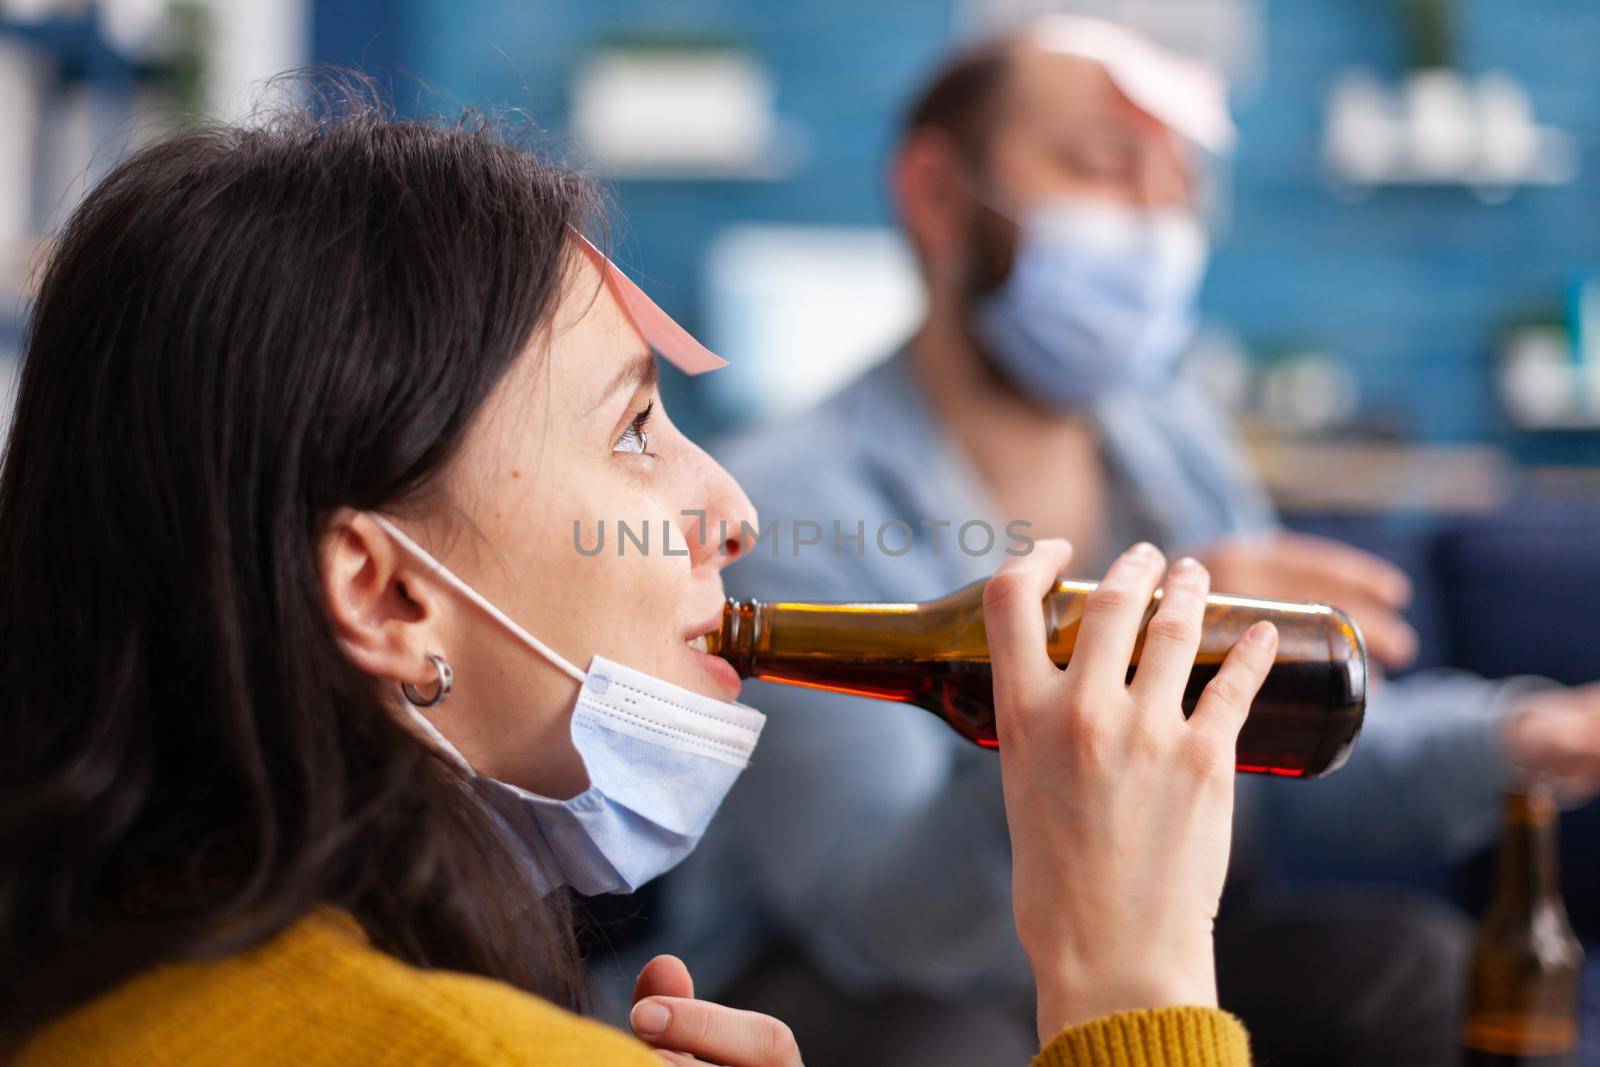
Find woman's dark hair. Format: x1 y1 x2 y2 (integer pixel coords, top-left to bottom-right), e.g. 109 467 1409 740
0 87 600 1034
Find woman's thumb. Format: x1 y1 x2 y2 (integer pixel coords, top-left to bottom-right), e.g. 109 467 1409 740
633 954 695 1003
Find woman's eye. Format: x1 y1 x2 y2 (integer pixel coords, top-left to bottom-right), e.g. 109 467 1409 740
613 402 654 455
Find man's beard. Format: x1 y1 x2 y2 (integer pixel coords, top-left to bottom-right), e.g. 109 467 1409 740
956 207 1040 403
960 204 1019 312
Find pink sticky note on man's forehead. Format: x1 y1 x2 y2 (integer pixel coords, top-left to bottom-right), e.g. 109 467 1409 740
1032 16 1236 156
574 233 727 375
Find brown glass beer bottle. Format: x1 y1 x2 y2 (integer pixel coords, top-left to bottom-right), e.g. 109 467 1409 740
1461 788 1585 1066
707 576 1366 779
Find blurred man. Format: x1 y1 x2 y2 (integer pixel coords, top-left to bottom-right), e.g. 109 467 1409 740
630 19 1600 1066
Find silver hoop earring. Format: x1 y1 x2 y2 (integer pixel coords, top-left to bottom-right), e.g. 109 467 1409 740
402 653 453 708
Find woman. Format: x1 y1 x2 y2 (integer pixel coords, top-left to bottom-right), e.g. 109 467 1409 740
0 99 1276 1066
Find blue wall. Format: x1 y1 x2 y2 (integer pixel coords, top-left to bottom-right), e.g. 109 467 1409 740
1209 0 1600 443
317 0 1600 445
346 0 955 316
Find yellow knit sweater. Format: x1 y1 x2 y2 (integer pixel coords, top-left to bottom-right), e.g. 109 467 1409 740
16 911 1250 1066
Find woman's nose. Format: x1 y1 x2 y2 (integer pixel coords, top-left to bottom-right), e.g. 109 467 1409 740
691 455 758 570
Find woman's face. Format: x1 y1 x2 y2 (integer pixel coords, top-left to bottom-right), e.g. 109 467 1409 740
403 248 756 798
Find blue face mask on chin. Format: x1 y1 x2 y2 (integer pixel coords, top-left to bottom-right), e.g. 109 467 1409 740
371 515 765 898
971 199 1209 410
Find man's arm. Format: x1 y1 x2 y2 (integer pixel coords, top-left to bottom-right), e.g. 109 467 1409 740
1248 670 1551 866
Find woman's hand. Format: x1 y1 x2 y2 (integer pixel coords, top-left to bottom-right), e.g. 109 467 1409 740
629 954 803 1065
983 540 1279 1044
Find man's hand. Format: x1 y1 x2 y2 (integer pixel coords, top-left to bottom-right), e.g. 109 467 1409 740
1503 681 1600 805
630 954 803 1066
1199 532 1418 671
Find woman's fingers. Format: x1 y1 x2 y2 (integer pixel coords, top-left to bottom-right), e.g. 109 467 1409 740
634 954 695 1003
1067 542 1167 694
1130 557 1210 708
984 538 1073 711
630 996 803 1067
1189 621 1278 751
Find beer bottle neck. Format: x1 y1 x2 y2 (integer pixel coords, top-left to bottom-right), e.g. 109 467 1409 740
709 596 940 679
1490 791 1563 917
708 598 760 678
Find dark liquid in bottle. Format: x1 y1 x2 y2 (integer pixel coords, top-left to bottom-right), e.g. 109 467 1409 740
756 653 1363 779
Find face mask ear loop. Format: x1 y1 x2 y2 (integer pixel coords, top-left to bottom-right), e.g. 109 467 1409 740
368 514 588 687
943 160 1021 227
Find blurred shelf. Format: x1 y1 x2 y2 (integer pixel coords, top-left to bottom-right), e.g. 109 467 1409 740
1510 417 1600 433
1322 68 1580 204
578 119 811 183
1325 152 1577 199
1245 431 1514 514
0 11 171 86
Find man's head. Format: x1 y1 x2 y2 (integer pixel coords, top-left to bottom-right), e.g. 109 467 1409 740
892 18 1231 406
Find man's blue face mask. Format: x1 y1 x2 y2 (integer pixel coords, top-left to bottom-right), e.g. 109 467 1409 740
971 199 1209 410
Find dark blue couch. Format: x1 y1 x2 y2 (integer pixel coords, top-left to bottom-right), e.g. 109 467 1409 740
1284 502 1600 933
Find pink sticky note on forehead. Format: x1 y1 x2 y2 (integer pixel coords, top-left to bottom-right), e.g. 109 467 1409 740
1032 16 1236 156
574 233 727 375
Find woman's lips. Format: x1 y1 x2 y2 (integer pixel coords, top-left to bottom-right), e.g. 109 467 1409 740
684 604 738 699
689 643 743 700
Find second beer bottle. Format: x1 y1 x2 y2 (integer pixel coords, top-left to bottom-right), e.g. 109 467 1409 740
707 576 1367 779
1461 787 1585 1065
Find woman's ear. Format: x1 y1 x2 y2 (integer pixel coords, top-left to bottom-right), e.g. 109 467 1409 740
319 510 444 691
